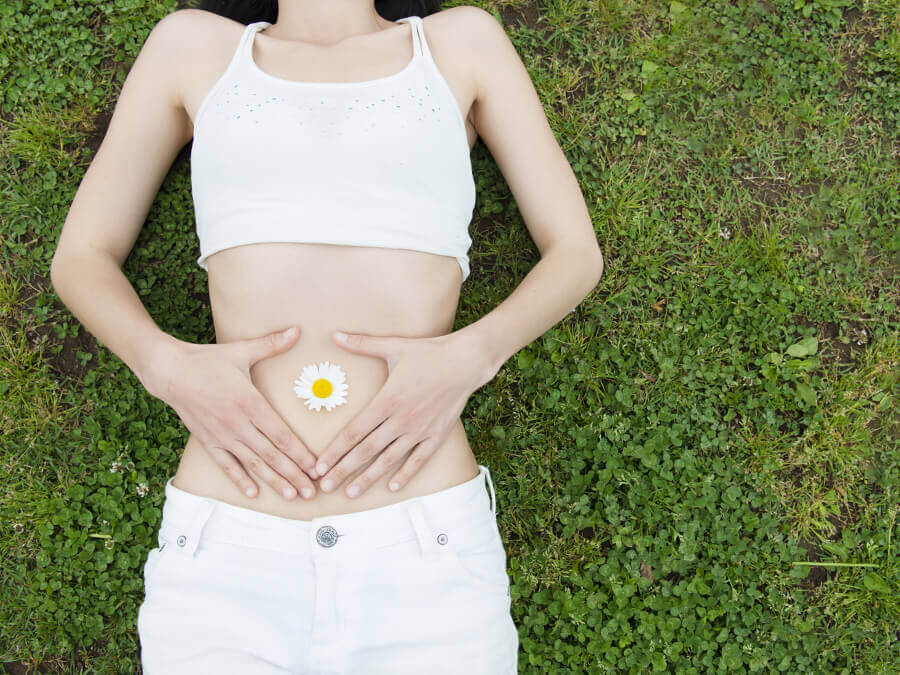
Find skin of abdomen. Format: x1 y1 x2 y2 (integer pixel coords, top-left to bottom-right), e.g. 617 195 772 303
170 240 481 519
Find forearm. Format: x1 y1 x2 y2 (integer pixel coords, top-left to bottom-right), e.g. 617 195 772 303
454 245 604 383
49 252 185 386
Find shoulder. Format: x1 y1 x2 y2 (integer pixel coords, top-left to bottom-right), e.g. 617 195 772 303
146 10 248 114
146 11 248 71
420 6 509 113
424 5 499 27
421 5 505 47
151 9 246 65
422 6 515 97
152 8 240 40
424 5 507 45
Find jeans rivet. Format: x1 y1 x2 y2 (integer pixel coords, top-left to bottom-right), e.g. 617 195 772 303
176 535 187 547
436 533 448 545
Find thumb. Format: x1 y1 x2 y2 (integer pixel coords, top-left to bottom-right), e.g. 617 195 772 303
333 331 395 359
242 326 300 365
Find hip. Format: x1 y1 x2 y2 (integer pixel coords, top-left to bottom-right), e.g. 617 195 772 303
138 463 518 673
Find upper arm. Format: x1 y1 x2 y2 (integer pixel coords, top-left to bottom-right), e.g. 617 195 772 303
51 9 197 269
457 7 602 263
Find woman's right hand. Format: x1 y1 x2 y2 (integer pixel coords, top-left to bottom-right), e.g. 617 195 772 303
138 326 319 501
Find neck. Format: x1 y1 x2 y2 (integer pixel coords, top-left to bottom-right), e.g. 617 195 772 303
269 0 394 46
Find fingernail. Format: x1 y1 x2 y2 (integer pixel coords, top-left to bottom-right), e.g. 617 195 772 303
316 462 329 475
334 331 347 341
301 487 313 499
347 484 360 497
389 482 399 492
245 487 256 497
282 326 297 338
321 478 333 492
283 486 296 499
308 468 319 480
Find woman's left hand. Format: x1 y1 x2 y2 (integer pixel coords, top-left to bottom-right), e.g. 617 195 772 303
314 330 493 498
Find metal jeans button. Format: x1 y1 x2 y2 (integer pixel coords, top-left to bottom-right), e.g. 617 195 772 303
316 525 339 548
436 533 448 545
176 535 187 547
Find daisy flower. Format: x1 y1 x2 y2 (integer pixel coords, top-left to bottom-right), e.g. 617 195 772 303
293 361 349 412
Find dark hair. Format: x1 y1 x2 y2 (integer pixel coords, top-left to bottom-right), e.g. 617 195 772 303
196 0 443 25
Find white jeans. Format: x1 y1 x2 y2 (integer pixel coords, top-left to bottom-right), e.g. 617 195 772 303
137 464 519 674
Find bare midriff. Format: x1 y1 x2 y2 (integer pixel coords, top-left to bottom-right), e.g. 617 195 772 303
171 241 481 519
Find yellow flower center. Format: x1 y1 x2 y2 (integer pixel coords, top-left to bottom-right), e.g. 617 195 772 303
312 378 333 398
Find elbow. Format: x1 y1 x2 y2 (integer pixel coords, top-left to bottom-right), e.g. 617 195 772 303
545 240 605 282
591 247 605 283
49 252 75 295
49 256 63 293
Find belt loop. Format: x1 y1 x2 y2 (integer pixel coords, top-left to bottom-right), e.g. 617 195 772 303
407 500 439 562
481 464 497 517
175 499 216 558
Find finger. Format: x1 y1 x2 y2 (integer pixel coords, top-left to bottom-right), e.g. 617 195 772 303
344 435 419 498
315 393 397 476
385 436 442 493
246 395 320 483
319 419 404 493
228 432 302 501
204 443 260 498
332 331 395 359
237 423 319 500
241 326 300 366
209 403 304 500
180 408 262 497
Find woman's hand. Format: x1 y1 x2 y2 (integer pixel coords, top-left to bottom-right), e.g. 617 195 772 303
314 330 496 498
138 327 320 501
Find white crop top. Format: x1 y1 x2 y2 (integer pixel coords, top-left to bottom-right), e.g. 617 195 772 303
190 15 476 282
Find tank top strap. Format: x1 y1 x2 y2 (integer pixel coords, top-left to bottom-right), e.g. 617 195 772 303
406 15 432 61
240 21 271 64
396 16 423 58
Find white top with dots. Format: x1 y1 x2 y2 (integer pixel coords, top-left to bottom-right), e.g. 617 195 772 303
190 15 476 283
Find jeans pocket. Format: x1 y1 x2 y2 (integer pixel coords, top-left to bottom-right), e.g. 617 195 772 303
142 538 169 587
446 515 510 594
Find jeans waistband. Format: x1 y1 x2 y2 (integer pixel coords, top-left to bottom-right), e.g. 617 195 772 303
157 464 498 562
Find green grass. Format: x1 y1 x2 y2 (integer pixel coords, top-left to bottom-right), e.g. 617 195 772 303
1 0 897 672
